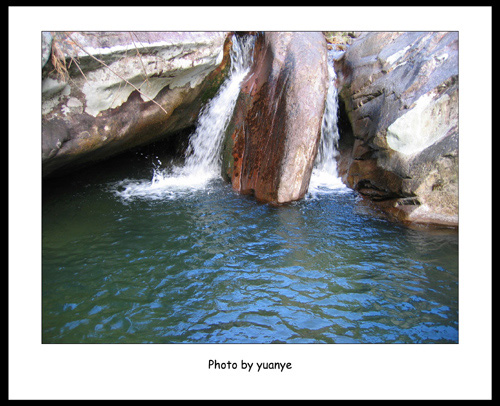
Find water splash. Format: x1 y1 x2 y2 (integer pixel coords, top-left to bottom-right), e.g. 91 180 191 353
112 36 344 202
308 49 348 195
174 34 255 178
114 34 255 201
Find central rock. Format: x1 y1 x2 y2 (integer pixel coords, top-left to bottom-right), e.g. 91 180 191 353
221 32 329 204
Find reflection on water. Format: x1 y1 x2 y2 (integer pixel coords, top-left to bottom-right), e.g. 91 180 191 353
42 162 458 344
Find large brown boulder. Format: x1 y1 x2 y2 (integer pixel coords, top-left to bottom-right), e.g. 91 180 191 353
335 31 458 227
221 32 329 204
42 31 231 177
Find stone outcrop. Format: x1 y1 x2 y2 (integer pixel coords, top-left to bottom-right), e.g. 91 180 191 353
41 31 459 227
335 31 458 227
221 32 329 204
42 31 230 177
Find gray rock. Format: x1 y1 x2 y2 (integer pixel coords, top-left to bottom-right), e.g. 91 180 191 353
41 31 53 68
42 31 230 177
336 31 458 227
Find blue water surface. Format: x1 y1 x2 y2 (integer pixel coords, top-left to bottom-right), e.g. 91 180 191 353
42 155 458 344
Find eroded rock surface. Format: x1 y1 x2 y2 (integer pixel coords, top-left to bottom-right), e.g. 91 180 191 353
335 31 458 227
42 31 230 177
222 32 329 204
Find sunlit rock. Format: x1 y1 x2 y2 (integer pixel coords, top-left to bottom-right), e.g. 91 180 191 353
335 31 458 227
42 31 230 177
222 32 329 204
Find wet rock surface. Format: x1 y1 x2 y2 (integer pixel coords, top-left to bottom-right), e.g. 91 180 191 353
222 32 329 204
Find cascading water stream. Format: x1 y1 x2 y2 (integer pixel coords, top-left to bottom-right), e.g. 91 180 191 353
180 36 255 177
114 38 344 201
308 49 348 195
114 34 255 200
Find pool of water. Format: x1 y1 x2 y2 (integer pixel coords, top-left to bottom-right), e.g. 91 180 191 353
42 151 458 344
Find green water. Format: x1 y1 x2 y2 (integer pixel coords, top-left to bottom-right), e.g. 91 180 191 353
42 151 458 344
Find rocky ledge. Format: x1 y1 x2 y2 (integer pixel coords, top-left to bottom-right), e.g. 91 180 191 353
335 31 458 228
42 31 231 177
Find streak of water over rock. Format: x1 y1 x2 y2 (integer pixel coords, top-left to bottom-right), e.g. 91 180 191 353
113 34 255 201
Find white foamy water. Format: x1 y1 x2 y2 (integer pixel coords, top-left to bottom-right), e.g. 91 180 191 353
308 49 348 196
114 34 255 201
113 38 346 202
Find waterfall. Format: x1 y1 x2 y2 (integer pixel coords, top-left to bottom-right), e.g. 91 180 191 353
308 49 347 195
172 34 255 179
113 36 345 202
114 34 255 200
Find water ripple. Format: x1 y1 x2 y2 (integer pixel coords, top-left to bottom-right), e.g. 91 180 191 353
43 179 458 343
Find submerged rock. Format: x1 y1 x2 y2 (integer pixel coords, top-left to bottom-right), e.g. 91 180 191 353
42 31 231 177
335 31 458 227
221 32 329 204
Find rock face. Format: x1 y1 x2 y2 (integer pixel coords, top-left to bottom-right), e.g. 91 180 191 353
335 31 458 227
221 32 329 204
42 31 230 177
